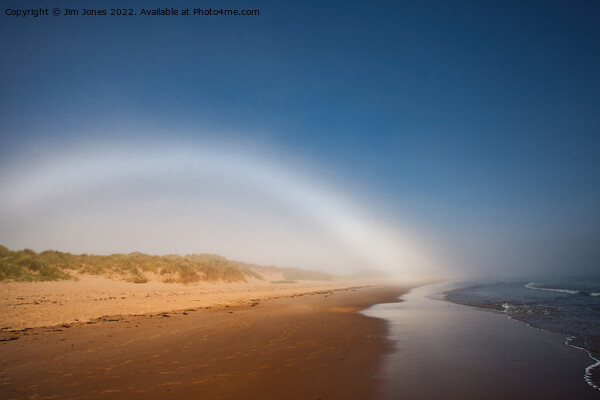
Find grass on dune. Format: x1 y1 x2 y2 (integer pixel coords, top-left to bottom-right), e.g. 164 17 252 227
0 245 265 284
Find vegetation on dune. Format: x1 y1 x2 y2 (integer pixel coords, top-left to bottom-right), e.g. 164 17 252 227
0 245 265 284
0 246 72 282
0 245 343 284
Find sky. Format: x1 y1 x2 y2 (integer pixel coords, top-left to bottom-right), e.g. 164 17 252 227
1 0 599 280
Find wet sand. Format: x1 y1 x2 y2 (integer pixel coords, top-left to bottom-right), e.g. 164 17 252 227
364 284 600 400
0 284 409 400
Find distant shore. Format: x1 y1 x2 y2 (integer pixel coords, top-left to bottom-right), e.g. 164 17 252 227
0 281 410 399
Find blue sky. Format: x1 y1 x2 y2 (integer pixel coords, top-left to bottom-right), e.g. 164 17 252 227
1 1 599 278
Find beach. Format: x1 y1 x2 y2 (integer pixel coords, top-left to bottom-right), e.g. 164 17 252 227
3 280 599 400
0 280 409 400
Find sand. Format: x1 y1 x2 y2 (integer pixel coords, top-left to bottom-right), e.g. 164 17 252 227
0 279 409 399
0 274 386 331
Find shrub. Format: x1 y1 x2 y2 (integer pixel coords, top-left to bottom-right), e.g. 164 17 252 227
0 245 9 258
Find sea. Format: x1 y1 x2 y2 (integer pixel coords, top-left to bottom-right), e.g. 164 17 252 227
445 279 600 392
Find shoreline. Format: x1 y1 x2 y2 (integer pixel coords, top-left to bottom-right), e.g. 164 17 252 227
443 282 600 392
365 284 600 400
444 299 600 393
0 283 410 399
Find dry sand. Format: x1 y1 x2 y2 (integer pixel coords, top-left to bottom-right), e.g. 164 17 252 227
0 277 409 399
0 274 382 331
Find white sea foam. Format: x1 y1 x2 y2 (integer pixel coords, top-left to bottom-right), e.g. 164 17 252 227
525 282 580 295
565 337 600 391
590 292 600 297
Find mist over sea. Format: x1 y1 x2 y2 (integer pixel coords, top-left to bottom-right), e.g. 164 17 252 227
445 279 600 391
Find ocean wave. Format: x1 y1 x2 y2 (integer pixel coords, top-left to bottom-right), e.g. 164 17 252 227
525 282 580 295
590 292 600 297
